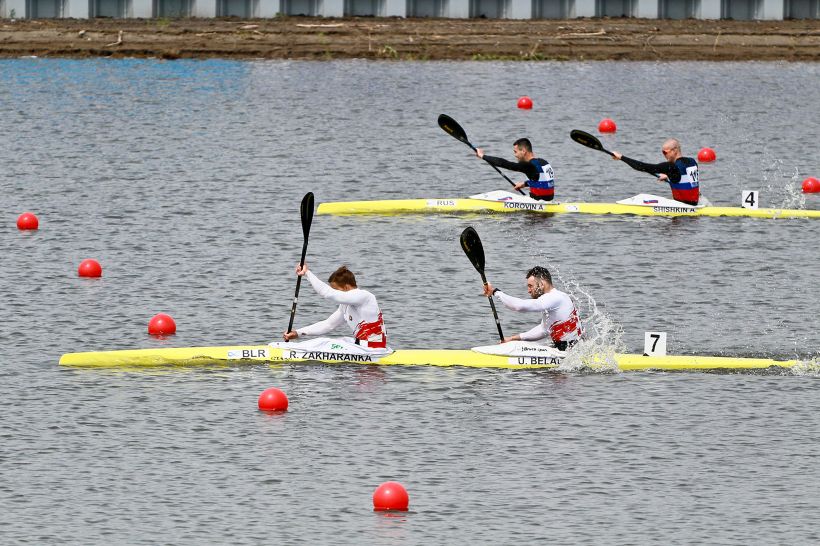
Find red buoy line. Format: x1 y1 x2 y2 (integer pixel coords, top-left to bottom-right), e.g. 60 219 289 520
17 212 39 230
698 147 717 163
598 118 617 133
148 313 176 335
802 177 820 193
373 481 410 511
258 387 289 412
77 259 102 278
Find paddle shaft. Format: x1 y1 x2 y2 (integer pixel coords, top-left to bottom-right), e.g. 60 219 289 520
480 152 527 196
286 240 309 336
480 271 505 342
439 115 525 195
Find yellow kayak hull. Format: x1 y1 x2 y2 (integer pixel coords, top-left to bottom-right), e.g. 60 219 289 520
317 198 820 219
58 345 805 371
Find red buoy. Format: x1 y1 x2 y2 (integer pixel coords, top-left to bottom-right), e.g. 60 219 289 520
17 212 39 230
517 96 533 110
77 259 102 278
373 481 409 511
802 177 820 193
598 118 617 133
148 313 176 335
258 387 289 412
697 147 717 163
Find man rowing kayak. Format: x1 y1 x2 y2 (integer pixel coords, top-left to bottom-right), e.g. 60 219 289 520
283 264 389 351
475 138 556 201
611 138 701 206
482 266 581 351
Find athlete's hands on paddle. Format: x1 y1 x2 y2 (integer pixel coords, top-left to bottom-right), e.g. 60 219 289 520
475 148 527 191
480 282 516 344
284 263 310 340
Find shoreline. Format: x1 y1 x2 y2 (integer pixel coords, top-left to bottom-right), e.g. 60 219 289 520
1 17 819 61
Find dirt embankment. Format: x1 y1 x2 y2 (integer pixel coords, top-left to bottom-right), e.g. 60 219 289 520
1 17 819 61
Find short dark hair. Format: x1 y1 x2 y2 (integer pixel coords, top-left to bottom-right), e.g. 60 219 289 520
328 266 357 288
513 138 532 152
526 266 552 284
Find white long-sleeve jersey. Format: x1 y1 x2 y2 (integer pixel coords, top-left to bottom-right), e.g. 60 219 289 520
296 270 387 349
494 288 581 343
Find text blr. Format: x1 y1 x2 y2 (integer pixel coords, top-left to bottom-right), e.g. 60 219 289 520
228 348 269 359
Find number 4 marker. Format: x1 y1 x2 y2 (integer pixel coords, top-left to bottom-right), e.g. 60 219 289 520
742 190 759 209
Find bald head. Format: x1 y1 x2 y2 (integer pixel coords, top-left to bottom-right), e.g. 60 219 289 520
663 138 680 151
662 139 682 162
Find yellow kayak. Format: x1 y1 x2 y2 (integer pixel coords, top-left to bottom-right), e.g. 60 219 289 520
316 191 820 220
58 344 806 372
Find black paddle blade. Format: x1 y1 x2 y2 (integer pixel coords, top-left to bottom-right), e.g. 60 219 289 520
438 114 471 147
460 226 485 274
300 192 315 240
570 129 605 152
462 226 503 341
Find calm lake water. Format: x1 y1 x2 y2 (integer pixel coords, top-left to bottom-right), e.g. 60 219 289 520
1 58 819 544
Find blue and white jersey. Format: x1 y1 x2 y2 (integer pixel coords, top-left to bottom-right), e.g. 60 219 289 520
669 157 699 204
527 158 555 199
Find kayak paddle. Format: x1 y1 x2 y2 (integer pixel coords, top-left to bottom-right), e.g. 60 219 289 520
570 129 615 157
460 226 505 342
286 191 315 341
439 114 526 195
570 129 661 179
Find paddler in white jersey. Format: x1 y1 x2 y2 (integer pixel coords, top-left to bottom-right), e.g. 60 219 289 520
482 266 581 351
283 264 389 352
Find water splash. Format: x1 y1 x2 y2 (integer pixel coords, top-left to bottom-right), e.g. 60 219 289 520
556 271 625 374
532 260 624 374
760 158 806 209
499 221 627 373
788 358 820 377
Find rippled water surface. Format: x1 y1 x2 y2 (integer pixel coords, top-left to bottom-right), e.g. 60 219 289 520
1 59 819 544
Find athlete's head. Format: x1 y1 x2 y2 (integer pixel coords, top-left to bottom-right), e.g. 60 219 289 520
329 266 357 290
526 266 552 298
661 138 681 162
513 138 533 161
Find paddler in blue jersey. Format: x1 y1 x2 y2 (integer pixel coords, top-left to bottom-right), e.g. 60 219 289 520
611 138 701 206
475 138 556 201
